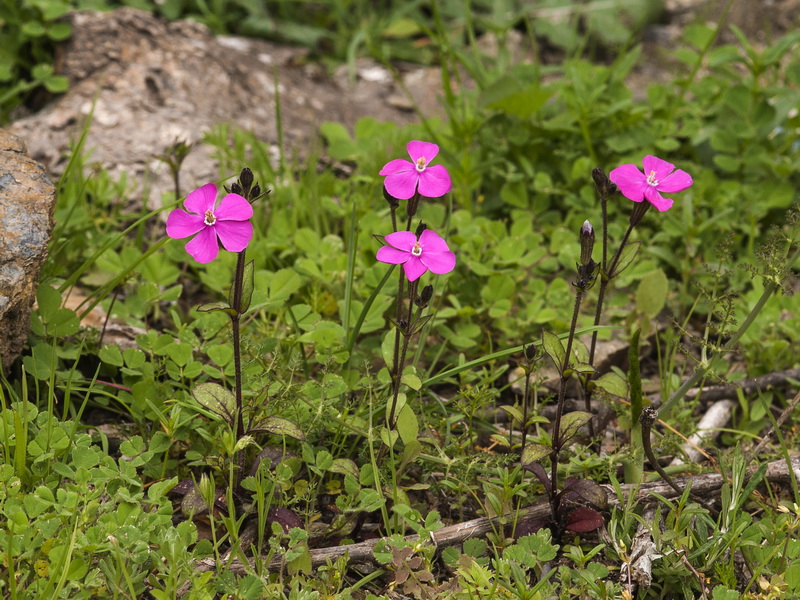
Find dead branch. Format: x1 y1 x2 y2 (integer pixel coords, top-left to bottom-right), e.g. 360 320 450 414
670 399 736 467
193 456 800 576
651 368 800 406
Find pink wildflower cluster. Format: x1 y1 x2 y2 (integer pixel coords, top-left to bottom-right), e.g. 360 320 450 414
377 140 456 281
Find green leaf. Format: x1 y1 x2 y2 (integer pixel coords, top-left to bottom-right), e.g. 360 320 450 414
148 477 178 501
240 259 255 313
192 383 236 422
479 74 552 118
98 345 123 367
635 269 668 318
206 344 233 367
239 574 265 599
43 75 68 93
401 373 422 391
387 392 407 424
251 417 306 441
593 372 628 397
521 442 551 467
268 268 302 303
47 22 72 41
712 586 742 600
123 348 146 369
166 343 193 367
36 285 62 322
558 411 592 443
611 240 641 277
329 458 359 479
684 23 715 50
396 404 419 446
541 330 566 373
196 301 236 317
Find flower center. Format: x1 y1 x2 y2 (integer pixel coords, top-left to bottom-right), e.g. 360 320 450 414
204 209 217 226
646 170 659 186
415 156 428 173
411 241 422 256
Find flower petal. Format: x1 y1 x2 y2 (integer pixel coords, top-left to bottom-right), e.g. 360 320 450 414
421 251 456 275
184 183 218 215
379 158 414 176
377 246 410 265
419 229 450 253
406 140 440 164
644 186 674 212
657 169 693 193
184 226 220 263
215 193 253 221
403 256 428 282
214 220 253 252
609 164 647 203
383 171 420 200
642 155 676 180
417 165 452 198
384 231 418 251
166 209 205 239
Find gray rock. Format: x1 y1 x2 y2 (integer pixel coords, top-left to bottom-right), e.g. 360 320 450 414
8 8 442 209
0 131 56 371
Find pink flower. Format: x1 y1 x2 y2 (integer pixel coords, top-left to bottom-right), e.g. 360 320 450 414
609 155 693 212
379 140 452 200
377 229 456 282
166 183 254 263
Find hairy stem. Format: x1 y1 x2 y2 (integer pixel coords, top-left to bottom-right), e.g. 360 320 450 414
551 286 585 514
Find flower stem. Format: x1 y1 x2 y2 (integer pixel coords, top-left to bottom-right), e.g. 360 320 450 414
231 250 247 442
551 285 585 513
388 280 418 428
584 220 636 437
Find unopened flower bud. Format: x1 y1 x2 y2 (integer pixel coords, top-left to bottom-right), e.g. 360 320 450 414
239 167 254 191
229 182 243 195
407 192 421 218
383 186 400 209
251 184 261 199
579 220 595 266
524 343 542 362
415 284 434 308
415 221 427 238
592 168 608 190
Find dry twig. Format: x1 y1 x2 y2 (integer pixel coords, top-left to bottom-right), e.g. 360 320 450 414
193 456 800 575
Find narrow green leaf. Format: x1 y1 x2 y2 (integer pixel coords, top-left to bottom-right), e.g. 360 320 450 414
240 259 255 313
611 241 641 277
196 301 236 317
541 330 566 374
396 404 419 445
